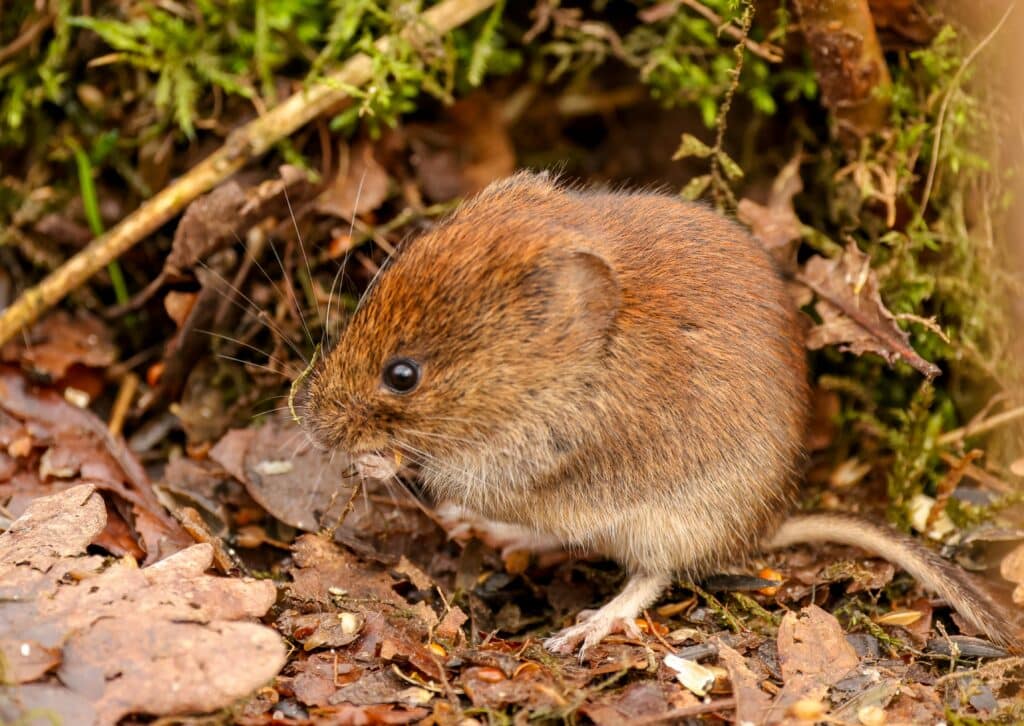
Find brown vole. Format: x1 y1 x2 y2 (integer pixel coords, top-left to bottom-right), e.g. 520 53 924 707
301 172 1020 655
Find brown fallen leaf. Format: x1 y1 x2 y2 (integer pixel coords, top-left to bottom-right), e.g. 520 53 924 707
715 641 772 724
0 683 98 725
210 417 357 532
737 152 803 264
0 310 117 381
0 484 286 725
580 681 700 726
279 609 365 651
768 604 860 721
317 703 430 724
210 416 444 560
59 617 284 725
0 368 189 562
287 651 362 707
798 242 941 379
164 165 310 277
315 139 391 220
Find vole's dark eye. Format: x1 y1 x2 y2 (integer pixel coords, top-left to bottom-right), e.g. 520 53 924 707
382 358 420 394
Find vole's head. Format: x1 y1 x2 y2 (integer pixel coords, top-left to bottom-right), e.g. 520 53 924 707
301 173 619 485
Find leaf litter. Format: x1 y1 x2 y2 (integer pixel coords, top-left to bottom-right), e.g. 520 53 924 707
3 16 1023 723
0 484 285 725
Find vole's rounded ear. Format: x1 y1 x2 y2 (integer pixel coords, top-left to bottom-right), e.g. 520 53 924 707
563 250 620 332
527 249 620 343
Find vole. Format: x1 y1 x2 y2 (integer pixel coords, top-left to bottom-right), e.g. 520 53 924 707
301 171 1020 655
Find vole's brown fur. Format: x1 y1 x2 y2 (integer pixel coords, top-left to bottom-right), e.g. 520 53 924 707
303 172 1020 654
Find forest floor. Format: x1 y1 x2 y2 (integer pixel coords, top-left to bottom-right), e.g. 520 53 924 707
2 2 1024 724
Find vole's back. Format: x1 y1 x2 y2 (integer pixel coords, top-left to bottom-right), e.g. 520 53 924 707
530 187 808 576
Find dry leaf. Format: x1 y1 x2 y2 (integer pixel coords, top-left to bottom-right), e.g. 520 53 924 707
0 484 286 725
1 310 117 380
715 642 772 724
737 152 803 262
278 610 364 651
799 242 940 379
0 369 189 562
165 165 310 277
769 604 860 720
315 139 390 219
210 417 357 532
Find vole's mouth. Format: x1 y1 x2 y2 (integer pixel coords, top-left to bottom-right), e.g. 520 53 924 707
348 450 403 480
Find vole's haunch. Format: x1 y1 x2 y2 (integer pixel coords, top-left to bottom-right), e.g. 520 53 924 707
302 172 1020 655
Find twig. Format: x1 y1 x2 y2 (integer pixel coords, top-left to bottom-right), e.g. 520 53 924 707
107 372 139 437
0 0 498 347
937 404 1024 446
643 609 677 654
938 452 1012 493
919 2 1016 213
632 698 737 724
677 0 782 62
0 11 55 65
708 1 753 209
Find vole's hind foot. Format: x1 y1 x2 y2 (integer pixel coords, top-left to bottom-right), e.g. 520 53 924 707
544 572 671 660
544 609 644 660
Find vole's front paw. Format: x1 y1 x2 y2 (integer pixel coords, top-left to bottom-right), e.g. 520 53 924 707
435 502 564 557
544 610 643 660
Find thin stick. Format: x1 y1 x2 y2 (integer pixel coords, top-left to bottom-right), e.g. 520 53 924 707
0 0 497 347
632 698 737 724
107 372 139 437
919 2 1016 213
678 0 781 62
937 404 1024 446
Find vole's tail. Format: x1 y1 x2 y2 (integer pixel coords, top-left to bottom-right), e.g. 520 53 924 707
767 512 1021 650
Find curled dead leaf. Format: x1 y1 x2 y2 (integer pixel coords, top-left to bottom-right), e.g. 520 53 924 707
798 242 940 379
769 604 859 721
165 165 310 277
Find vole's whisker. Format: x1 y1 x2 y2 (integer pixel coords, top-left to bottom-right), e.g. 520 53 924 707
323 260 347 350
197 259 308 363
199 329 301 377
267 236 315 348
354 250 392 313
324 168 368 349
215 353 293 378
251 405 295 420
402 427 477 448
283 184 320 331
399 442 489 493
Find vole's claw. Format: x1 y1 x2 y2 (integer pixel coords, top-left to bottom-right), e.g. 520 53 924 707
543 611 644 659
